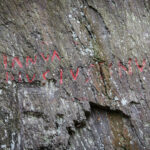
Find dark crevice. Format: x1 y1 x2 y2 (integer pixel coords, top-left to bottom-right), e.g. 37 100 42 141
66 126 75 135
89 101 130 118
84 0 110 35
130 119 146 148
23 110 46 119
73 119 86 128
98 62 111 100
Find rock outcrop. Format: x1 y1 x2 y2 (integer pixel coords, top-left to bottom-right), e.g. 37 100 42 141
0 0 150 149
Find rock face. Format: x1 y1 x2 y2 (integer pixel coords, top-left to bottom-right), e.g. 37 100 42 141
0 0 150 149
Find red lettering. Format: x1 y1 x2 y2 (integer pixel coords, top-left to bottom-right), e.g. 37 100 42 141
26 74 36 83
40 53 50 62
51 51 60 62
6 72 14 82
135 58 146 72
70 68 79 80
42 70 50 80
12 57 23 69
3 55 7 69
26 55 37 67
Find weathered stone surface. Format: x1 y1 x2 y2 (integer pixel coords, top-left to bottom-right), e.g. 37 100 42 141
0 0 150 149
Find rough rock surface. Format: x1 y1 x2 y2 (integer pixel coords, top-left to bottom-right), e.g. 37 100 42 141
0 0 150 150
